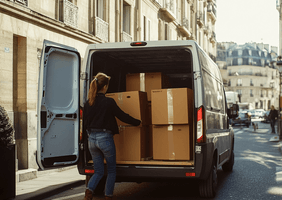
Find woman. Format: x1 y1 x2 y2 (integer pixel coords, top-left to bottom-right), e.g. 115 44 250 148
268 105 278 134
83 72 141 200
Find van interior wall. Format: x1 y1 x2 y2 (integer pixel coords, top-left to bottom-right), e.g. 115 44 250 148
86 48 194 164
90 48 193 92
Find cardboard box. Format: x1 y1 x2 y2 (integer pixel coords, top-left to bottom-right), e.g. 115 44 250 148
126 72 170 101
151 88 193 125
152 125 190 160
114 126 148 161
106 91 149 126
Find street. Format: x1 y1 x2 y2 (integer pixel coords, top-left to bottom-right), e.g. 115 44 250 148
43 120 282 200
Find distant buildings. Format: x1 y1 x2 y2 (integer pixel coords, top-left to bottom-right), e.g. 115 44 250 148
217 42 279 110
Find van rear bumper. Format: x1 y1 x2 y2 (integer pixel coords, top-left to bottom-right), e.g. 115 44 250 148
78 143 214 182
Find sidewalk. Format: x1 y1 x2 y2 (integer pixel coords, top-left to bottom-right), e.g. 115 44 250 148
14 167 85 200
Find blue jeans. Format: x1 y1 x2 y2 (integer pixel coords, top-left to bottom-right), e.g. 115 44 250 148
270 119 276 133
87 130 116 197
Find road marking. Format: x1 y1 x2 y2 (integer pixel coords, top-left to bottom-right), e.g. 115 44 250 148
267 167 282 196
276 167 282 183
52 192 84 200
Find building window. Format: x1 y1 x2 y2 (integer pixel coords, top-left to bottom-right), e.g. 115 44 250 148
261 59 265 66
250 89 253 97
9 0 28 6
97 0 105 20
56 0 78 28
123 3 131 34
237 78 242 86
228 69 231 76
250 79 253 86
238 50 242 56
238 58 242 65
228 79 231 86
143 16 147 40
249 50 251 55
165 23 170 40
143 17 151 41
249 58 253 65
229 50 232 56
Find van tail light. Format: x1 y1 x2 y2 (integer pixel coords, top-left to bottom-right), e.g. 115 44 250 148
85 169 94 174
197 107 204 143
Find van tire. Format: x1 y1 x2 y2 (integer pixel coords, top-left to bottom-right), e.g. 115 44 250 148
199 158 217 198
222 149 234 172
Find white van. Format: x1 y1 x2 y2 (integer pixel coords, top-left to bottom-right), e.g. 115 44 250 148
37 40 238 198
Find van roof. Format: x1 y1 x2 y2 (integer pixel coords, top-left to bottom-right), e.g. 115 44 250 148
87 40 197 50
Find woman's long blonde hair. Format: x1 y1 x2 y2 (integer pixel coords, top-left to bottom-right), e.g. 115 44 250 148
88 72 111 106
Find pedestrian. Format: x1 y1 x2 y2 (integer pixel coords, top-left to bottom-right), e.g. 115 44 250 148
268 105 278 134
83 72 141 200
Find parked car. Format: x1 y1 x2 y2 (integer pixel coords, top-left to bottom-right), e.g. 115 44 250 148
231 112 251 127
254 109 265 119
262 110 271 123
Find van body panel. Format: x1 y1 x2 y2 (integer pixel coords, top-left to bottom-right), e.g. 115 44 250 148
37 40 234 185
37 40 80 169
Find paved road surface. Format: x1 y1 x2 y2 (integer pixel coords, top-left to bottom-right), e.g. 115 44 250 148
44 121 282 200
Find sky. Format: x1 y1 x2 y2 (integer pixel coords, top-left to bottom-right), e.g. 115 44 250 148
216 0 279 48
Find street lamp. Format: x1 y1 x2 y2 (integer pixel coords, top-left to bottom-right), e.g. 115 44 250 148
275 56 282 141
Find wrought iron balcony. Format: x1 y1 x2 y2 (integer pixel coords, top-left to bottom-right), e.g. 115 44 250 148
197 11 204 27
95 17 109 42
177 18 191 37
207 2 217 21
7 0 28 6
122 31 132 42
60 0 78 28
159 0 176 21
210 31 216 43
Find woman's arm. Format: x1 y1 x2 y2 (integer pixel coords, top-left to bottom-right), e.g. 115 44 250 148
110 98 141 126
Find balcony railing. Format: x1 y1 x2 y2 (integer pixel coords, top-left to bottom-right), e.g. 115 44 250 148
122 31 132 42
7 0 28 6
178 18 191 37
207 2 217 20
60 0 78 28
160 0 176 21
95 17 109 42
229 72 267 77
197 11 204 27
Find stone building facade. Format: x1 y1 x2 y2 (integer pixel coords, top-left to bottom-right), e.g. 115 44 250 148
0 0 217 172
217 42 279 110
277 0 282 55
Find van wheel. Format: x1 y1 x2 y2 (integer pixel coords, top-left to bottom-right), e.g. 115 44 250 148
222 149 234 172
199 159 217 198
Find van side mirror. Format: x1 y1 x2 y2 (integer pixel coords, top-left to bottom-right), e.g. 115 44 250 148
227 104 239 119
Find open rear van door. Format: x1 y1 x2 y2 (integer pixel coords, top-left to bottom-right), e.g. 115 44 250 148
37 40 80 169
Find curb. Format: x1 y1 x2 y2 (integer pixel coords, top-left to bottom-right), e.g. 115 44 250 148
15 180 85 200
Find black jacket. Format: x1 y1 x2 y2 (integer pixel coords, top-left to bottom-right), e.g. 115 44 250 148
269 109 278 120
83 93 141 135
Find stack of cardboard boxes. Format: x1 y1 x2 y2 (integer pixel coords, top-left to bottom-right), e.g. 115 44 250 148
106 72 193 161
151 88 193 160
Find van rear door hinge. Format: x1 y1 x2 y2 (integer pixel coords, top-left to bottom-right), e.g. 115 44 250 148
194 72 201 80
80 72 88 80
